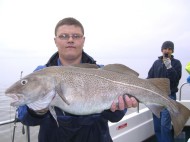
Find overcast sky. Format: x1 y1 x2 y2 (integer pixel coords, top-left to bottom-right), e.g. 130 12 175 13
0 0 190 86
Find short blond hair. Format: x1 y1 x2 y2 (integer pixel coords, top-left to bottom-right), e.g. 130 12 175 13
54 17 84 36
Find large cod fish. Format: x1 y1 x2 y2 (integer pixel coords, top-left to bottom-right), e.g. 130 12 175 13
5 64 190 136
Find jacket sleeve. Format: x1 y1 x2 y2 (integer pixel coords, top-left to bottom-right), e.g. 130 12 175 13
147 62 155 79
17 105 50 126
166 60 182 92
167 60 182 82
101 109 127 122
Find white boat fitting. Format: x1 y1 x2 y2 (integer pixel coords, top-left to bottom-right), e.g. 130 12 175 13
109 107 154 142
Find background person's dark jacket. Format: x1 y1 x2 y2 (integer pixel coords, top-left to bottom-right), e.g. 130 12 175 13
147 55 182 93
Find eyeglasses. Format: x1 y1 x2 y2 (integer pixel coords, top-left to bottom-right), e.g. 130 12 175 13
57 34 83 40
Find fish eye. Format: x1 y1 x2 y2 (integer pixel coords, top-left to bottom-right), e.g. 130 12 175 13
20 79 28 85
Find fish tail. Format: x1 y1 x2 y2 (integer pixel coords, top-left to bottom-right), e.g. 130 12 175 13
169 100 190 136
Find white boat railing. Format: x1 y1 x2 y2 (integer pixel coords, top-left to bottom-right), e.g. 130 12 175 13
179 82 189 101
0 118 15 126
0 116 31 142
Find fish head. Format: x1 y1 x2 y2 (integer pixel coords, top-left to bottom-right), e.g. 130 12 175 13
5 72 55 107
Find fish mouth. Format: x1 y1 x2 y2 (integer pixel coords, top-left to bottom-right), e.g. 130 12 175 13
5 93 24 107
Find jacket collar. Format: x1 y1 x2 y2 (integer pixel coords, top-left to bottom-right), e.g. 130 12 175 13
46 51 96 67
158 55 174 60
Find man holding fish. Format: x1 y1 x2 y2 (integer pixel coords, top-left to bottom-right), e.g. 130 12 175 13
14 17 138 142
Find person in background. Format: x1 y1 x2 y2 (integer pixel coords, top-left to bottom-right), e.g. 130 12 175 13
185 62 190 83
17 17 138 142
147 41 182 142
187 76 190 83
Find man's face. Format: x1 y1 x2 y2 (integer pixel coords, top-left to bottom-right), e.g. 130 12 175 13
54 25 85 62
162 48 173 58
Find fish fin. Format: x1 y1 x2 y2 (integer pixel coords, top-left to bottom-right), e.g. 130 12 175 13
49 106 59 127
146 103 164 118
50 94 67 115
55 84 70 105
62 111 66 115
169 100 190 136
102 64 139 76
147 78 170 96
71 63 99 69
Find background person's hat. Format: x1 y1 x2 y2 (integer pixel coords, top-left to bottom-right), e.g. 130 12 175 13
161 41 174 52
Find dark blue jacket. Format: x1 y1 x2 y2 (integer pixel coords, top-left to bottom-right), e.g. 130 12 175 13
187 76 190 83
17 51 127 142
147 55 182 93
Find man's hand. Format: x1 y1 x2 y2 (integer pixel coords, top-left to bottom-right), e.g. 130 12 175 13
110 95 138 112
27 90 55 113
163 58 172 69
